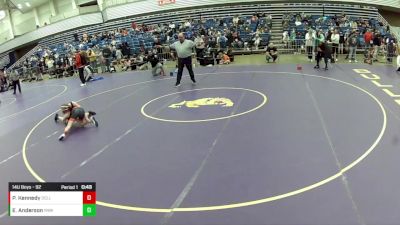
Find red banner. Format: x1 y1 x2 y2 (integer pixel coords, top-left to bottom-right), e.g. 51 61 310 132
158 0 175 6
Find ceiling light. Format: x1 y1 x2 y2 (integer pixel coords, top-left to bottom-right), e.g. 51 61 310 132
25 2 31 7
17 4 22 9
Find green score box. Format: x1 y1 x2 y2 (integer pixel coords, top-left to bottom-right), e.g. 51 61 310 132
83 204 96 217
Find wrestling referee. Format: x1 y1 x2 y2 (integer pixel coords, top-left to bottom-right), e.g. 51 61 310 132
170 33 196 87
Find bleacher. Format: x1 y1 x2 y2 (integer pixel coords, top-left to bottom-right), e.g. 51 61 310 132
0 2 388 75
0 52 10 68
39 3 379 51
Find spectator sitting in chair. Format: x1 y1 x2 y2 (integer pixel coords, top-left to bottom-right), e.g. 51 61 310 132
148 52 165 76
265 43 278 63
122 58 132 71
218 52 231 64
136 53 148 70
253 34 261 50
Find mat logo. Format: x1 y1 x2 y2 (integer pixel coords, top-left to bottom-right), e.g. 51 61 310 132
169 97 234 108
353 69 400 105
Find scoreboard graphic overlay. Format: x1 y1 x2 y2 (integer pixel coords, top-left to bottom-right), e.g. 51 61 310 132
8 182 96 217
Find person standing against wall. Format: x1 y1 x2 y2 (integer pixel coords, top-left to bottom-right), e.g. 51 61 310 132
170 33 196 87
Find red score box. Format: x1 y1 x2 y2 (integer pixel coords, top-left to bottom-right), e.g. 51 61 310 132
83 192 96 204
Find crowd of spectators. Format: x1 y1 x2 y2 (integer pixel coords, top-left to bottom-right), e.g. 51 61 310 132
1 11 399 90
1 13 273 86
282 12 398 64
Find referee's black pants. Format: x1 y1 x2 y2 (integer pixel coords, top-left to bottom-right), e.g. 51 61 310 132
316 52 328 68
78 67 85 84
177 57 195 85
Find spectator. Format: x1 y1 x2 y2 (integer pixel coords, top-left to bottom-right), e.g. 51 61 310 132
199 26 206 36
82 33 89 43
282 31 289 47
195 35 205 59
295 18 302 26
233 15 239 26
116 48 123 64
87 49 97 70
136 53 148 70
253 34 261 50
387 39 396 63
282 20 289 30
232 38 243 49
372 32 381 61
397 47 400 72
265 43 278 63
314 30 324 60
75 50 87 86
218 51 231 64
331 29 340 62
348 31 359 63
219 33 228 49
184 20 191 30
364 29 373 49
351 21 358 29
122 58 132 71
266 14 272 28
314 40 331 70
305 29 315 62
364 47 374 65
153 38 162 53
339 30 345 54
226 30 234 47
251 14 258 23
46 57 55 76
131 21 137 30
169 22 176 33
315 30 325 47
0 68 7 92
102 46 112 72
121 42 131 58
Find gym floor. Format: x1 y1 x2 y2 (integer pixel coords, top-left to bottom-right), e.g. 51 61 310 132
1 63 400 225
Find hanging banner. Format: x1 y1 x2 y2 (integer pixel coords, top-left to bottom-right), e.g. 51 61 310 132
158 0 175 6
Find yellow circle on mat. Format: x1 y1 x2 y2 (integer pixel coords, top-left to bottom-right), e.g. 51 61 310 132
141 87 268 123
22 71 387 213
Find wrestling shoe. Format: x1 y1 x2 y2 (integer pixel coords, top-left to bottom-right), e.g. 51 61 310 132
58 133 65 141
88 111 96 116
92 117 98 127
